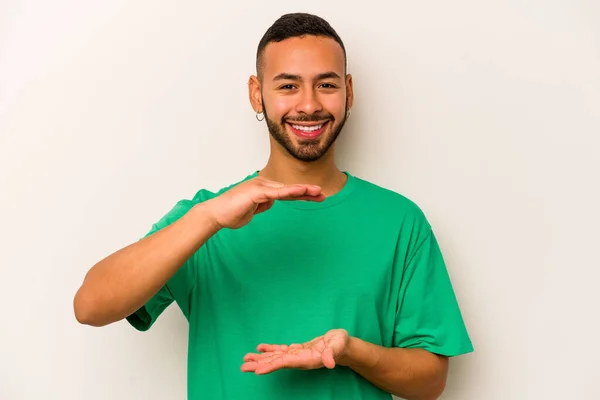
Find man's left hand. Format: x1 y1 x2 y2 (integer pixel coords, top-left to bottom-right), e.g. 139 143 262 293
241 328 350 375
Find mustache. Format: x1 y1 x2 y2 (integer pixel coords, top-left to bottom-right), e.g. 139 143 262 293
284 114 334 123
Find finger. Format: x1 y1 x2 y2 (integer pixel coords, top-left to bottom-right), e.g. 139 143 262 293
251 183 324 204
292 194 327 202
244 352 261 362
298 185 323 197
254 353 302 375
241 354 287 375
268 185 309 200
257 344 288 352
256 343 304 352
259 180 322 197
240 361 258 373
257 194 326 203
321 347 336 369
269 186 324 201
251 186 296 203
242 361 282 375
266 185 321 199
245 351 308 375
244 351 281 362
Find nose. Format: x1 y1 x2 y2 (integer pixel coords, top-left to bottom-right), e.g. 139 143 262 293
295 87 323 115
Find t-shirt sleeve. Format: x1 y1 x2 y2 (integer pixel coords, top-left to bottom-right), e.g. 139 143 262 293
125 199 200 332
393 227 474 357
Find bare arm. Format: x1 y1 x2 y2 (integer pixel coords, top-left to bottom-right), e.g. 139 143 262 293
73 202 220 327
73 177 325 327
339 337 449 400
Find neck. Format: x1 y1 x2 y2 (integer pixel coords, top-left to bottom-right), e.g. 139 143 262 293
258 143 347 197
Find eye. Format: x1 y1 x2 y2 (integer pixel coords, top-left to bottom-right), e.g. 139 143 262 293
319 83 337 89
279 84 296 90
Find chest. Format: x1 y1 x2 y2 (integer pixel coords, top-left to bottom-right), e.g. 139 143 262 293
193 207 406 344
211 210 399 292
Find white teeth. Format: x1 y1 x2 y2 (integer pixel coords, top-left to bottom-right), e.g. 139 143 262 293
291 124 323 132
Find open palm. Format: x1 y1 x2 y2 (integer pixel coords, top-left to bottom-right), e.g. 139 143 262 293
241 329 349 375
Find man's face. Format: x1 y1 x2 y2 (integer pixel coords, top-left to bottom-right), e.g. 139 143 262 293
250 35 353 162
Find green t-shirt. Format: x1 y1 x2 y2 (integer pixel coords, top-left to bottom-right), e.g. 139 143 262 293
127 171 473 399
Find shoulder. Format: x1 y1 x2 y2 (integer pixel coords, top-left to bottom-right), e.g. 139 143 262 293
350 174 436 257
351 174 429 225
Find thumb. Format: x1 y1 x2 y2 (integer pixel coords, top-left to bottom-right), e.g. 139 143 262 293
254 200 275 215
321 347 336 369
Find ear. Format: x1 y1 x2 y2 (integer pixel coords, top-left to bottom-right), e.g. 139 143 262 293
248 75 263 113
345 74 354 110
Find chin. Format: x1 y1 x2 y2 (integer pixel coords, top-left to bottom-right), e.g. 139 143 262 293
266 116 342 162
291 139 334 162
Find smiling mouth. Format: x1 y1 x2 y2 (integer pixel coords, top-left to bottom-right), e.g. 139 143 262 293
286 121 329 139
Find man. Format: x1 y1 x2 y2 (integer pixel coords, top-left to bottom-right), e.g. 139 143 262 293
74 12 473 400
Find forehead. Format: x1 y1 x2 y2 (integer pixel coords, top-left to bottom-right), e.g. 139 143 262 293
261 35 345 79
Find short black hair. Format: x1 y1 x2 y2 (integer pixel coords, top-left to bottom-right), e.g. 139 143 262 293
256 13 347 80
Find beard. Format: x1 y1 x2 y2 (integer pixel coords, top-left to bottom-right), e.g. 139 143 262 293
263 102 348 163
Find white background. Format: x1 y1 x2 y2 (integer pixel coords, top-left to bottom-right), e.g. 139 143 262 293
1 1 599 399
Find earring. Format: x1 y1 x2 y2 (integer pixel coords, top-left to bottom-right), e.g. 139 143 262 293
256 111 265 121
346 108 352 119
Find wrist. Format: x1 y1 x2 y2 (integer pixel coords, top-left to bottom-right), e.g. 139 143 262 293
338 336 378 369
191 202 222 235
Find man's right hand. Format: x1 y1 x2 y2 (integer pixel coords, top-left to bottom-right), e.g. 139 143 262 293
74 176 324 327
204 176 325 229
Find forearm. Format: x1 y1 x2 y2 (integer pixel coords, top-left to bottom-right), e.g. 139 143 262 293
338 337 448 400
73 202 220 326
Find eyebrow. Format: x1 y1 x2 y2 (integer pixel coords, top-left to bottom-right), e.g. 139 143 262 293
272 71 342 82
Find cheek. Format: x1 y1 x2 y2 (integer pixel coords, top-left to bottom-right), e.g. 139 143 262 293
269 97 293 118
322 95 346 118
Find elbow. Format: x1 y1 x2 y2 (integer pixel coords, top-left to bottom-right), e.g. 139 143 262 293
73 287 107 327
423 372 448 400
391 379 446 400
403 384 446 400
423 379 447 400
400 385 446 400
415 361 448 400
398 356 448 400
73 288 93 325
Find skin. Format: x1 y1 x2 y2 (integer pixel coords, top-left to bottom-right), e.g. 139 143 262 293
243 35 450 400
240 328 449 400
74 33 449 400
248 35 354 196
73 178 325 327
